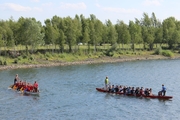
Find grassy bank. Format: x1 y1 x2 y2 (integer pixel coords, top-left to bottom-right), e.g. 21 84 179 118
0 49 179 70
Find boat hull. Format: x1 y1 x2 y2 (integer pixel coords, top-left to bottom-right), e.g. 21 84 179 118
96 88 173 100
23 91 40 95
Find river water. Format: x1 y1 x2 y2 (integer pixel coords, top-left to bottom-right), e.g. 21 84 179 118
0 59 180 120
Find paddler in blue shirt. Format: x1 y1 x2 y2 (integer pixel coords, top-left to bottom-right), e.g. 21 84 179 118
105 76 109 90
161 84 166 96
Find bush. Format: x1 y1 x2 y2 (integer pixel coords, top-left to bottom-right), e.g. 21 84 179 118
106 51 114 57
14 59 18 64
154 47 162 55
105 43 118 56
45 52 52 58
109 43 118 52
37 52 44 59
118 51 124 55
18 56 22 60
88 53 92 58
22 55 28 59
4 61 7 65
126 51 130 54
0 60 3 65
76 49 84 56
29 56 34 61
21 52 30 59
100 52 105 57
0 60 7 65
162 50 174 57
59 54 65 58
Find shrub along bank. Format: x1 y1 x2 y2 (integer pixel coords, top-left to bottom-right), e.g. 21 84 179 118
0 49 179 70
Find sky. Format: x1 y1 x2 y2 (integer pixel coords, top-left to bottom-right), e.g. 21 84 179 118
0 0 180 25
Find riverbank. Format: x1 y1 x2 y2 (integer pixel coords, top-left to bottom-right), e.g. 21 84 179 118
0 54 180 71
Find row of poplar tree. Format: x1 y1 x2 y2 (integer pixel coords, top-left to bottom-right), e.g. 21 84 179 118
0 12 180 53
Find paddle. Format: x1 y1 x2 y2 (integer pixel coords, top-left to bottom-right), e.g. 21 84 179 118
8 85 13 89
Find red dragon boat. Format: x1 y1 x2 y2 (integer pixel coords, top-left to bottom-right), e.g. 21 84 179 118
96 88 173 100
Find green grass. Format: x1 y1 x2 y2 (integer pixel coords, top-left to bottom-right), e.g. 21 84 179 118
0 50 162 66
0 43 178 66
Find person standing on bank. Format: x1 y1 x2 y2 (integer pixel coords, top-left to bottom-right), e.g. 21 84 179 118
161 84 166 96
104 76 109 90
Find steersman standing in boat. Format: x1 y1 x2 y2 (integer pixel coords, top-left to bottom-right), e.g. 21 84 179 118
161 84 166 96
14 74 19 84
11 74 19 88
105 76 109 90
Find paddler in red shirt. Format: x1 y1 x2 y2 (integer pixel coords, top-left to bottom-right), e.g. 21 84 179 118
26 83 31 92
33 81 38 92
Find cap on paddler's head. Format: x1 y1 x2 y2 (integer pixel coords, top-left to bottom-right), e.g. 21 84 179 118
106 76 108 78
162 84 164 86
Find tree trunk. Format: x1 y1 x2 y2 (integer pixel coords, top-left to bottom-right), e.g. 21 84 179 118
26 45 28 55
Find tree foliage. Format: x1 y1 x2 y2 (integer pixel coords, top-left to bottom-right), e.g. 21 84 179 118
17 18 44 53
1 12 180 56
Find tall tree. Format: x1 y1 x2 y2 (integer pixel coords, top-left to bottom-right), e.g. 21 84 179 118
106 20 117 46
83 27 90 53
44 19 53 45
89 20 96 52
58 29 65 53
89 14 104 52
141 13 155 50
150 13 163 48
94 19 103 50
0 20 14 57
162 17 180 48
101 25 108 47
80 15 90 52
0 21 14 48
18 18 44 54
154 22 163 47
74 15 82 50
129 20 142 51
44 18 60 52
115 20 130 49
64 17 76 52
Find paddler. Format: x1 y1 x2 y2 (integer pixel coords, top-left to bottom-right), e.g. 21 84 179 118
33 81 39 92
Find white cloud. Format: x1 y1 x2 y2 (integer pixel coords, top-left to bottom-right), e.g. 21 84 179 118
96 3 141 14
2 3 31 11
95 3 100 8
33 7 43 12
0 3 42 12
30 0 40 2
42 2 53 7
60 2 87 10
143 0 163 6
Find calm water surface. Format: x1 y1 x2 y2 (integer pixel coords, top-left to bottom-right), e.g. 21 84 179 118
0 59 180 120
